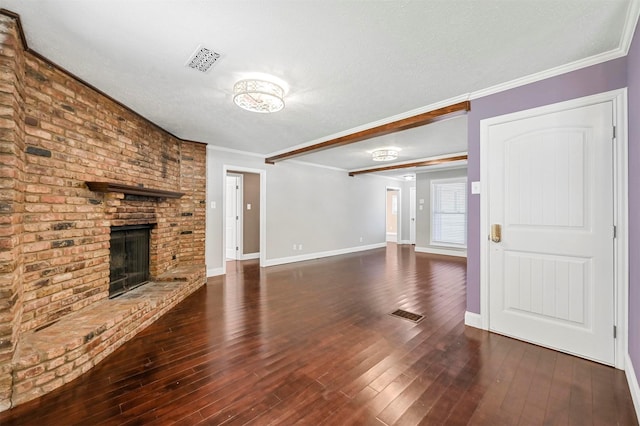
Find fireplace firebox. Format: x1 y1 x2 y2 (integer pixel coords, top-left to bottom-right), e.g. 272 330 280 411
109 225 152 298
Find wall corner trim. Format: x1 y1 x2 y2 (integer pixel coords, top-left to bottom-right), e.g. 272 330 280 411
263 243 386 267
207 267 224 277
415 246 467 258
625 352 640 421
241 253 260 260
464 311 484 330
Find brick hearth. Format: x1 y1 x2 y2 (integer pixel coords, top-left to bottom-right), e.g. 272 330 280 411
0 13 206 410
12 266 204 406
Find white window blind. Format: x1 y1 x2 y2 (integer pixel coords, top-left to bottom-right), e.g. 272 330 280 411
431 180 467 246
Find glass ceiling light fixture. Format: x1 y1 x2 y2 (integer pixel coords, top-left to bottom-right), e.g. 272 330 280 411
233 79 285 113
372 149 399 162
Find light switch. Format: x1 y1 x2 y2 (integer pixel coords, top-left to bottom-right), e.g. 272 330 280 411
471 181 481 194
211 201 216 209
247 203 251 210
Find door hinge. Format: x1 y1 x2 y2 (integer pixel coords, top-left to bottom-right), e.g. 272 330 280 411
236 246 239 251
236 185 239 190
613 225 617 239
614 325 617 339
236 216 239 220
613 126 616 139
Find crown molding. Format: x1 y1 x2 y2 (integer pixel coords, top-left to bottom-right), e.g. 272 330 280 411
469 49 627 101
205 144 264 158
469 0 639 101
621 0 640 54
0 9 207 148
286 159 347 172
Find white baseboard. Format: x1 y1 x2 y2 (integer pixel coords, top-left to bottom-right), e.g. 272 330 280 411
464 311 484 329
415 246 467 258
263 243 387 267
625 352 640 421
241 252 260 260
398 240 413 245
207 267 224 277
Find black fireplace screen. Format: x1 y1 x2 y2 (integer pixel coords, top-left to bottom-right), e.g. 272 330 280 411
109 225 151 298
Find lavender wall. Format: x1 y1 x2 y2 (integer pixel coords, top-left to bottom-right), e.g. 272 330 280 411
466 56 628 313
627 24 640 381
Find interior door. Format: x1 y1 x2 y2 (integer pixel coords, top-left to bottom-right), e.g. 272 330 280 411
487 101 614 365
410 187 416 244
225 175 238 259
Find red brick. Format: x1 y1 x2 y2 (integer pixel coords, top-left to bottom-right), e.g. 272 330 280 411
1 13 206 411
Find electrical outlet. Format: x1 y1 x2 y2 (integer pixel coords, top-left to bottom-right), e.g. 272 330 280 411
359 237 363 242
293 244 297 250
299 244 302 251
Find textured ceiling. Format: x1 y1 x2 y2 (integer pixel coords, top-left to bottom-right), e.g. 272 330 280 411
1 0 636 174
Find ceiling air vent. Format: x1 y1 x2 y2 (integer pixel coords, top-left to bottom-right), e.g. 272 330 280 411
186 45 221 72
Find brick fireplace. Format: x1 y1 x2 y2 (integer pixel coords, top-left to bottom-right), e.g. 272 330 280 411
0 13 207 410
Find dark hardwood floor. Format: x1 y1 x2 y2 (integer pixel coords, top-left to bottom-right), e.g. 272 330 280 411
1 245 637 425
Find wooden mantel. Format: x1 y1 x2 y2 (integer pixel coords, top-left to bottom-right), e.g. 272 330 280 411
86 182 184 199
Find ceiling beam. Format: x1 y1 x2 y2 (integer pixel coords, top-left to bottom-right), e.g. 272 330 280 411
348 154 468 177
265 101 470 164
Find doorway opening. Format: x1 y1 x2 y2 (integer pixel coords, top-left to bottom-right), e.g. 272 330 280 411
386 187 401 243
223 166 265 275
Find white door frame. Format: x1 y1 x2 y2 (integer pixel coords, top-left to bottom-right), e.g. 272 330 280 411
385 186 402 243
222 165 267 275
479 89 628 369
226 173 243 260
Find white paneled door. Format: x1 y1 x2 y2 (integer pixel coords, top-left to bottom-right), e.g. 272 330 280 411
487 101 615 365
410 187 416 245
225 175 240 260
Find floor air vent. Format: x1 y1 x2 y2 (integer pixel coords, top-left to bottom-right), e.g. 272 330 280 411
389 309 424 323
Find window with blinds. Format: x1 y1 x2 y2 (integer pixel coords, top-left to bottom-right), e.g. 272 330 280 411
431 179 467 247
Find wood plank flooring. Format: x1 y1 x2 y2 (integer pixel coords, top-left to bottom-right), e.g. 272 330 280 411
0 244 636 425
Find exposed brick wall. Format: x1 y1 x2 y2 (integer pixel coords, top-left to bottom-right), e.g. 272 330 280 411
178 142 206 265
20 38 203 333
0 15 26 411
0 13 206 410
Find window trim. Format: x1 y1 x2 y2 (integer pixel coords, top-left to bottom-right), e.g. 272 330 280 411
430 177 467 248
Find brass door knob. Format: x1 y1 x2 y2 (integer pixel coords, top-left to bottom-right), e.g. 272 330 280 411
490 224 502 243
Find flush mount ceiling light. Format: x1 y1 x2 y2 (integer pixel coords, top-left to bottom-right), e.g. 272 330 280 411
233 79 285 113
372 149 399 162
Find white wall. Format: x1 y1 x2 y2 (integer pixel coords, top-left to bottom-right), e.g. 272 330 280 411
415 167 467 257
206 147 410 274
